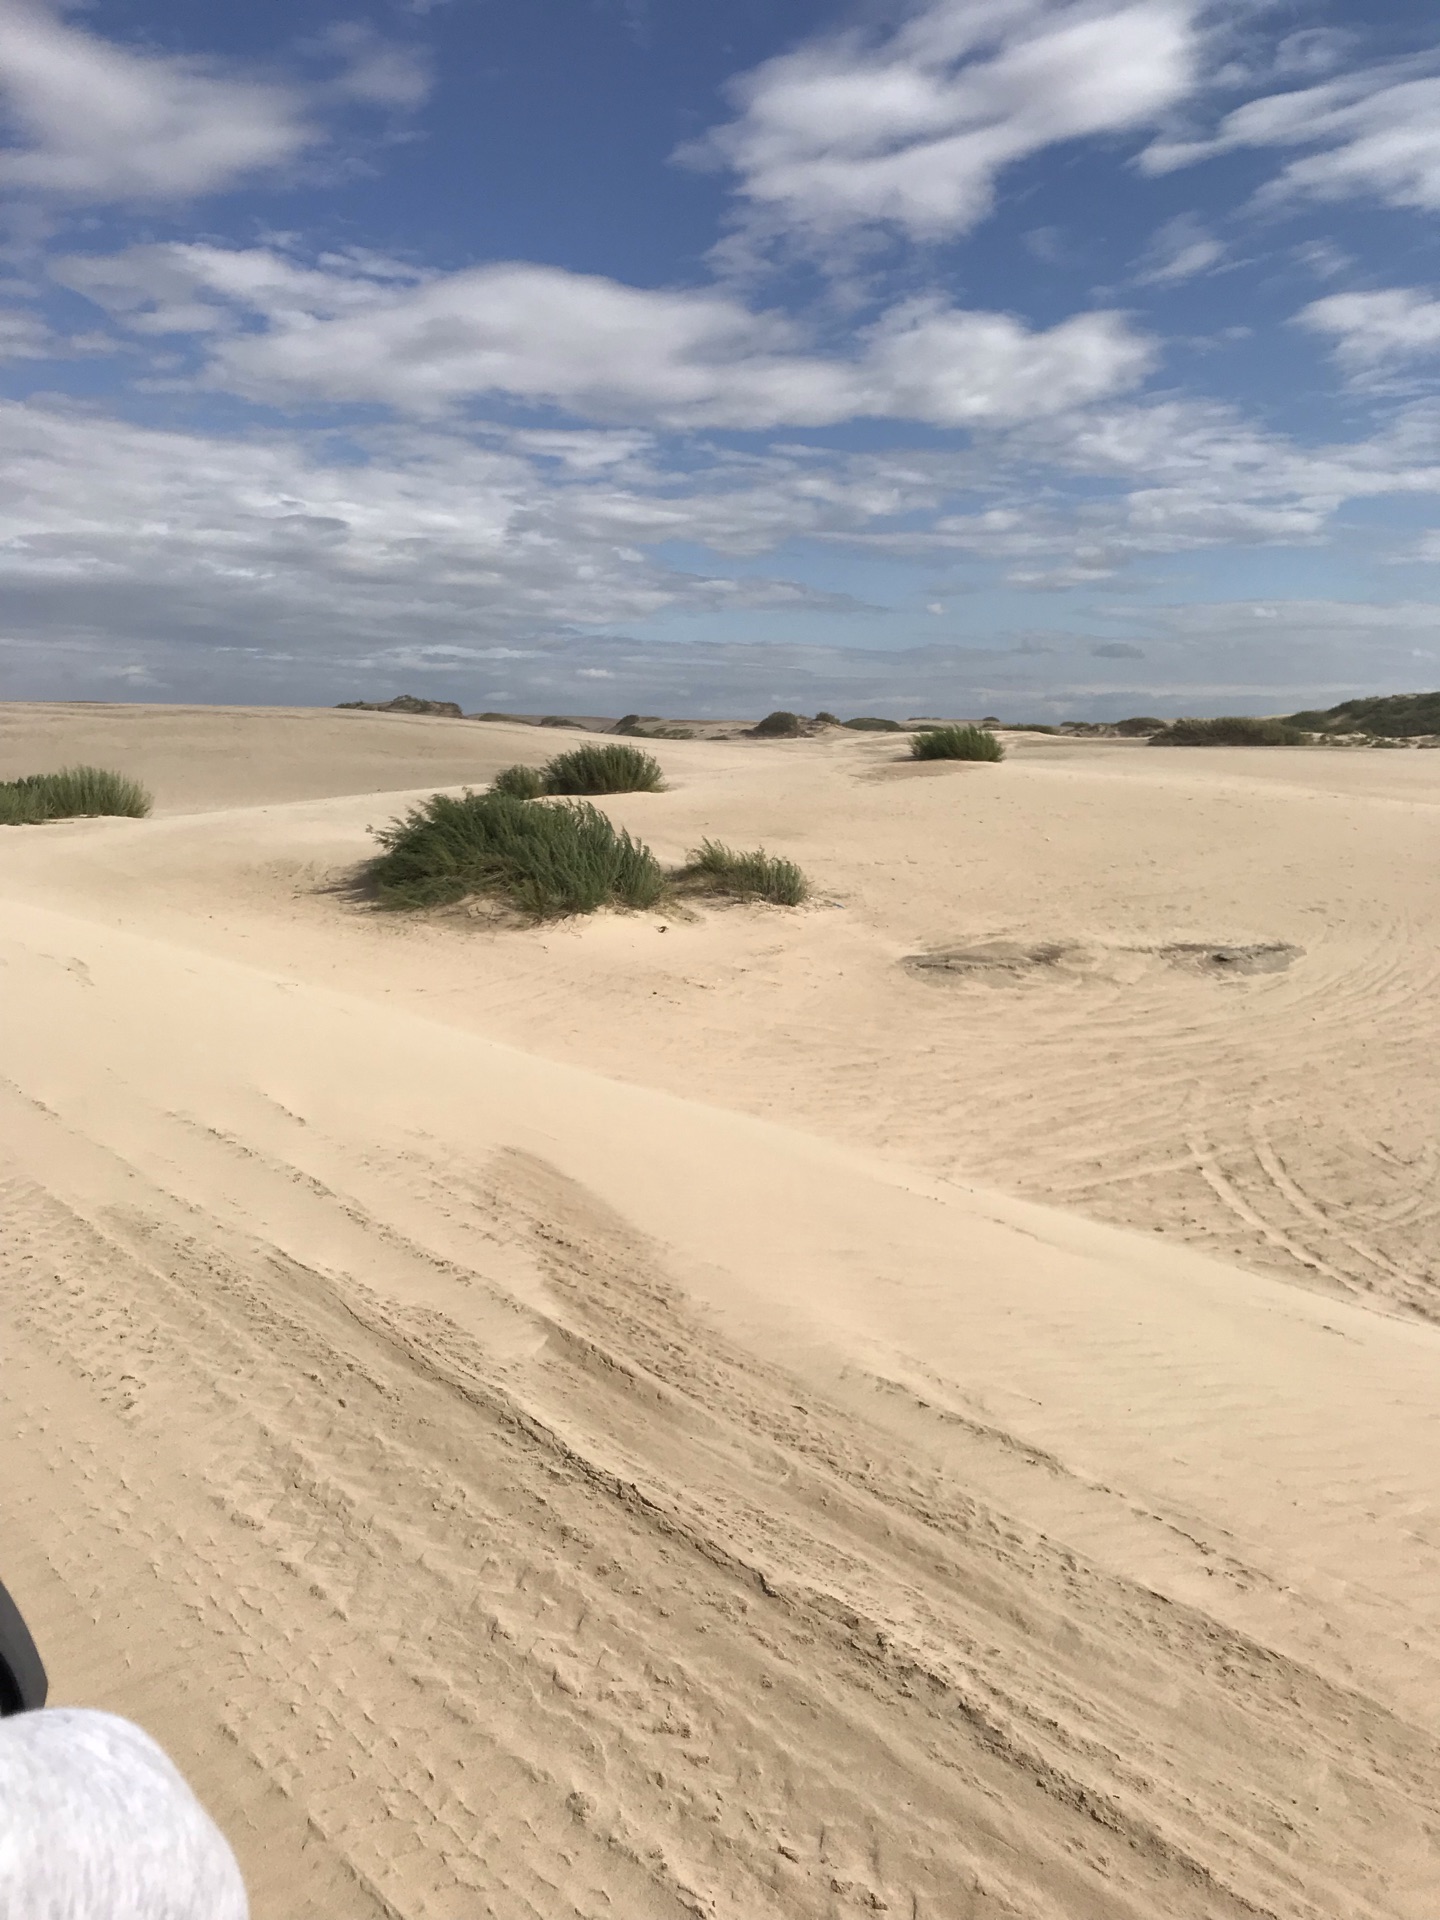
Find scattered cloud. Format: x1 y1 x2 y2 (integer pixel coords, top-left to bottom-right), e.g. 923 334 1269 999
1142 57 1440 216
59 243 1155 428
1297 287 1440 375
680 0 1202 258
1133 213 1225 286
0 0 428 211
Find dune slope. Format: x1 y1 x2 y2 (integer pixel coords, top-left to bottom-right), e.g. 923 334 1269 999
2 704 1438 1919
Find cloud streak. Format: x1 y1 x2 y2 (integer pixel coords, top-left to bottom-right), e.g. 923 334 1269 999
1142 57 1440 216
682 0 1201 255
59 243 1155 428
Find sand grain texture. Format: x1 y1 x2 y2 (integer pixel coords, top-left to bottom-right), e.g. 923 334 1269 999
1 703 1438 1919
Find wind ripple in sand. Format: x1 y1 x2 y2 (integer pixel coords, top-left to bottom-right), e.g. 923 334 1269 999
2 1045 1438 1919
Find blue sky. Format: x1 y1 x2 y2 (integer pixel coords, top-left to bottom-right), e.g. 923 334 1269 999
2 0 1440 717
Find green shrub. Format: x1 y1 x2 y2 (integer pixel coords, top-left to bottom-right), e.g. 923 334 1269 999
369 790 664 917
750 710 804 738
0 765 152 824
841 716 904 731
541 742 664 794
1285 690 1440 737
492 763 545 799
681 839 809 906
1152 716 1308 746
1114 716 1167 736
814 711 839 725
910 725 1005 762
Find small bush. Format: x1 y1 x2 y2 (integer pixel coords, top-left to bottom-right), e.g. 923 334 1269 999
750 710 804 738
1115 716 1167 736
541 742 664 794
0 765 152 824
814 711 839 726
473 711 512 721
910 725 1005 762
681 839 809 906
369 790 664 917
492 763 545 799
1151 716 1308 747
842 716 904 732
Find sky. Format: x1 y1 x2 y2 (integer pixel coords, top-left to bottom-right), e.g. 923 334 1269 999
1 0 1439 718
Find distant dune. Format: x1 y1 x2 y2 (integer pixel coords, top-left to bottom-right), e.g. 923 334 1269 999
2 701 1438 1919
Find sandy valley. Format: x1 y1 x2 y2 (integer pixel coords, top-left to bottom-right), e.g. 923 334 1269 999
2 702 1438 1918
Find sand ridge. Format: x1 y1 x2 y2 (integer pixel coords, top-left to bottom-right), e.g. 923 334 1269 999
2 703 1438 1918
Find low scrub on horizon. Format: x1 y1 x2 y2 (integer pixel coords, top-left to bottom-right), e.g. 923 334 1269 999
0 765 152 825
369 790 664 917
1151 716 1308 747
1285 690 1440 737
910 725 1005 763
842 716 904 732
750 709 806 738
679 839 810 907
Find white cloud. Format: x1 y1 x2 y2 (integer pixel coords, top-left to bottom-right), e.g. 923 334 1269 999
1298 287 1440 373
681 0 1201 252
59 242 1154 429
1142 59 1440 215
0 301 49 354
0 1 429 209
1134 213 1225 285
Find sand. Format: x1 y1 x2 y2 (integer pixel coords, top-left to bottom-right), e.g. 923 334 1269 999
1 702 1437 1919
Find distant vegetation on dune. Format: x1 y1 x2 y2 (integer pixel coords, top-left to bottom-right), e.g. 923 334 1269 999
910 725 1005 762
0 766 152 824
541 743 665 794
369 758 813 918
490 745 663 799
1151 717 1308 747
749 710 806 738
841 716 905 731
370 791 665 917
678 840 810 906
1285 690 1440 737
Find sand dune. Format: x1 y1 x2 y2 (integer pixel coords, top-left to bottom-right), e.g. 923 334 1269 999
2 703 1438 1918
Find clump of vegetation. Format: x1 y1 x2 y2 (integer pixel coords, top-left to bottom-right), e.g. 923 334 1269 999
814 711 839 725
540 742 664 794
910 725 1005 762
1114 716 1167 736
750 710 805 738
680 839 810 906
0 765 152 825
842 716 904 731
491 763 546 799
1285 690 1440 737
369 790 664 917
473 711 512 721
1151 716 1308 746
539 715 581 728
